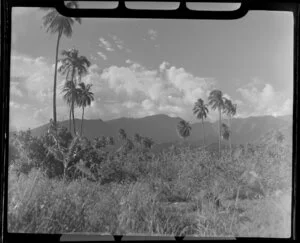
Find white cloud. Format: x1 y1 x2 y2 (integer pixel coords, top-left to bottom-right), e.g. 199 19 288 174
97 51 107 60
223 93 231 100
148 29 158 40
99 37 114 51
81 61 216 122
9 52 71 129
125 59 134 64
12 51 292 130
237 79 293 117
10 53 59 103
10 82 23 97
159 61 170 71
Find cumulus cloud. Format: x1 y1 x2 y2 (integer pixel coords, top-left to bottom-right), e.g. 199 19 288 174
10 51 292 130
10 52 70 129
237 79 293 117
81 61 215 122
10 54 59 103
159 61 170 71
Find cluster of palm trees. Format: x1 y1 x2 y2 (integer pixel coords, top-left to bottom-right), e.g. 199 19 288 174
176 89 237 157
117 129 154 153
60 48 94 135
42 2 94 136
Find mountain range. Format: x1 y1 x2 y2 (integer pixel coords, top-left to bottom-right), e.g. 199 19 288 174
29 114 293 147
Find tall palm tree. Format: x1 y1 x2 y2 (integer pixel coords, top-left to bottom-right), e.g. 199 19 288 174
177 120 192 143
223 98 237 154
208 90 225 158
77 82 94 136
193 98 209 147
42 1 81 125
58 49 91 133
61 80 80 133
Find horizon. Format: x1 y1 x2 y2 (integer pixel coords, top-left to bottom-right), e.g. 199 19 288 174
9 113 292 132
10 7 293 131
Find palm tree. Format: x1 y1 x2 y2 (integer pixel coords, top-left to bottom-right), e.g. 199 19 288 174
223 98 237 154
134 133 142 146
193 98 209 147
221 123 230 141
61 80 80 133
77 82 94 136
58 48 91 133
59 49 91 85
42 1 81 125
208 90 225 158
118 129 127 141
141 137 154 149
177 119 192 143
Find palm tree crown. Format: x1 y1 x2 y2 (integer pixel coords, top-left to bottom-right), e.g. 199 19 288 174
208 90 225 111
77 82 94 136
223 98 237 117
42 2 81 37
208 89 225 158
61 81 79 108
77 83 94 108
177 120 192 140
59 48 91 84
193 98 209 120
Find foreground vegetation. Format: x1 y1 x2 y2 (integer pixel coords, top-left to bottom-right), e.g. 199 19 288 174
8 124 292 237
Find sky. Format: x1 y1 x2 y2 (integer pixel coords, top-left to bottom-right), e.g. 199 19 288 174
9 5 294 131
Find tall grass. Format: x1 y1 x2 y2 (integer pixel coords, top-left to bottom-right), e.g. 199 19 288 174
8 141 292 237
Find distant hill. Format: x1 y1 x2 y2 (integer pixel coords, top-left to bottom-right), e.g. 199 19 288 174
29 114 292 147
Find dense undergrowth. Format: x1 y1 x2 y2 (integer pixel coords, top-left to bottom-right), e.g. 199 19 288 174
7 125 292 237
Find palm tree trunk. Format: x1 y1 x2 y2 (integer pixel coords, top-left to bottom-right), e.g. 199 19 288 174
81 107 85 136
229 115 232 155
72 102 76 135
202 118 205 147
71 67 76 135
53 31 62 125
69 107 72 132
219 108 222 158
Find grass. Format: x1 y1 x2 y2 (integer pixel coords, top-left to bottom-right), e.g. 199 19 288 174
7 141 292 237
